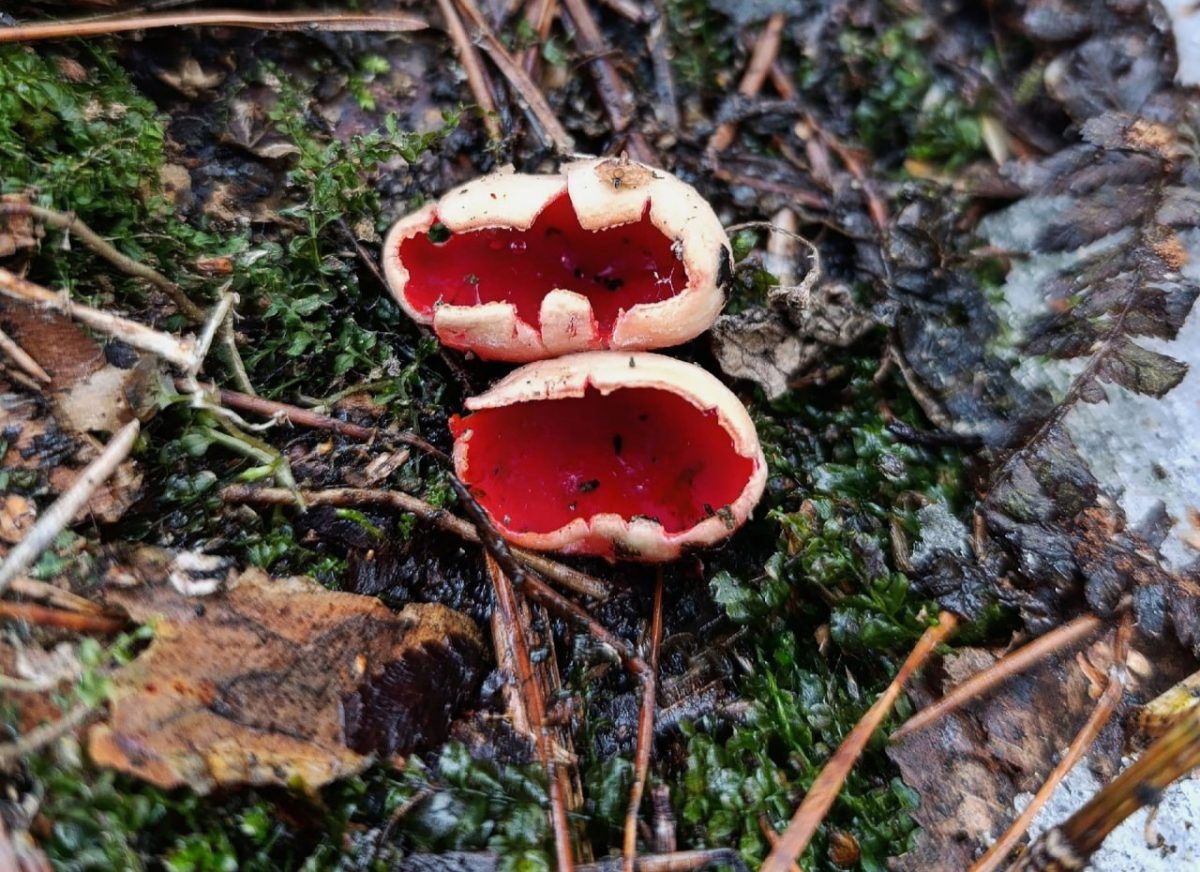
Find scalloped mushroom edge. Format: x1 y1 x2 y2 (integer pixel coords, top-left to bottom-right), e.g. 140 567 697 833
381 158 731 362
454 352 768 561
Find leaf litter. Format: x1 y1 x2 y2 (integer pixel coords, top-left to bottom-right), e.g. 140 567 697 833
2 0 1200 870
89 560 484 793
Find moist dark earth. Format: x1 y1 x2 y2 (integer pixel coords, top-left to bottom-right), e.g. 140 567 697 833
2 1 1200 870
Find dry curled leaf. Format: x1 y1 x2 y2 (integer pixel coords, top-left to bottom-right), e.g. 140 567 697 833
711 282 872 399
88 567 485 793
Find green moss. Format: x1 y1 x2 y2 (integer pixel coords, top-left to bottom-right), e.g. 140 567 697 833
676 356 967 868
837 19 988 170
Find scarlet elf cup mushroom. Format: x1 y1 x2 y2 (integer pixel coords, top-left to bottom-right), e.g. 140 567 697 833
449 352 768 562
382 157 732 362
384 157 767 560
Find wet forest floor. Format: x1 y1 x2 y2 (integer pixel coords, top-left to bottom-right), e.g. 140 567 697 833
2 1 1200 871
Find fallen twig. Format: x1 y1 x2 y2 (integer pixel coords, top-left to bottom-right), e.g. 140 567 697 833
8 576 108 615
707 14 787 155
757 816 803 872
1009 700 1200 870
0 269 197 369
560 0 633 132
0 325 51 384
454 0 575 151
487 555 575 870
520 0 559 75
0 10 427 44
0 601 126 634
0 699 101 768
761 612 959 872
0 419 141 597
625 572 663 871
971 615 1131 872
436 0 502 141
575 849 749 872
891 613 1106 741
644 7 679 131
558 0 654 162
0 202 204 322
220 485 609 600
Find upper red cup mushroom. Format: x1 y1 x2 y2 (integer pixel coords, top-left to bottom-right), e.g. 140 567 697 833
383 158 731 362
450 352 767 561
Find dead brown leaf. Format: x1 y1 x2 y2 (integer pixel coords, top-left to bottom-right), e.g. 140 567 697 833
88 567 486 793
888 644 1123 871
711 282 872 399
0 495 37 544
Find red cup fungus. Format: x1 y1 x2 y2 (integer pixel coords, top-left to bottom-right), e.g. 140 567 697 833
450 352 767 562
383 157 732 362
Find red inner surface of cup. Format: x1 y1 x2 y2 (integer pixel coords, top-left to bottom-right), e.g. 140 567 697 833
399 193 685 336
452 386 751 536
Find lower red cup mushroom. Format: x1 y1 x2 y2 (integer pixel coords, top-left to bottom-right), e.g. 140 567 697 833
450 352 767 562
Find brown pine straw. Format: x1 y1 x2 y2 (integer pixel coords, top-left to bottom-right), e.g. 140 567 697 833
521 0 559 75
969 612 1133 872
486 554 575 870
0 601 126 635
559 0 634 132
453 0 575 151
221 484 609 600
557 0 655 163
760 611 959 872
624 571 664 871
1009 700 1200 870
0 202 203 322
707 14 787 155
436 0 503 141
891 613 1107 742
0 10 428 44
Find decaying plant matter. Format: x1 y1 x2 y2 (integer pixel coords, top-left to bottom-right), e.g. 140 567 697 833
3 0 1200 870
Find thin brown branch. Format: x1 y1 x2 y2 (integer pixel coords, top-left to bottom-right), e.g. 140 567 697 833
454 0 575 151
486 555 575 870
0 419 141 596
761 612 959 872
0 326 51 383
0 10 428 44
521 0 559 75
624 572 663 870
220 484 609 600
0 601 126 634
757 816 803 872
575 849 749 872
805 114 889 233
768 60 797 100
7 576 108 615
437 0 503 141
707 14 787 154
710 167 827 210
1012 702 1200 869
972 613 1132 872
644 6 679 131
0 699 101 768
0 202 204 322
0 269 196 368
598 0 649 22
560 0 635 133
892 612 1107 741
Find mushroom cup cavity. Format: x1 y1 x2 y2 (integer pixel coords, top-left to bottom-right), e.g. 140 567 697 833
383 158 731 362
450 352 767 561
